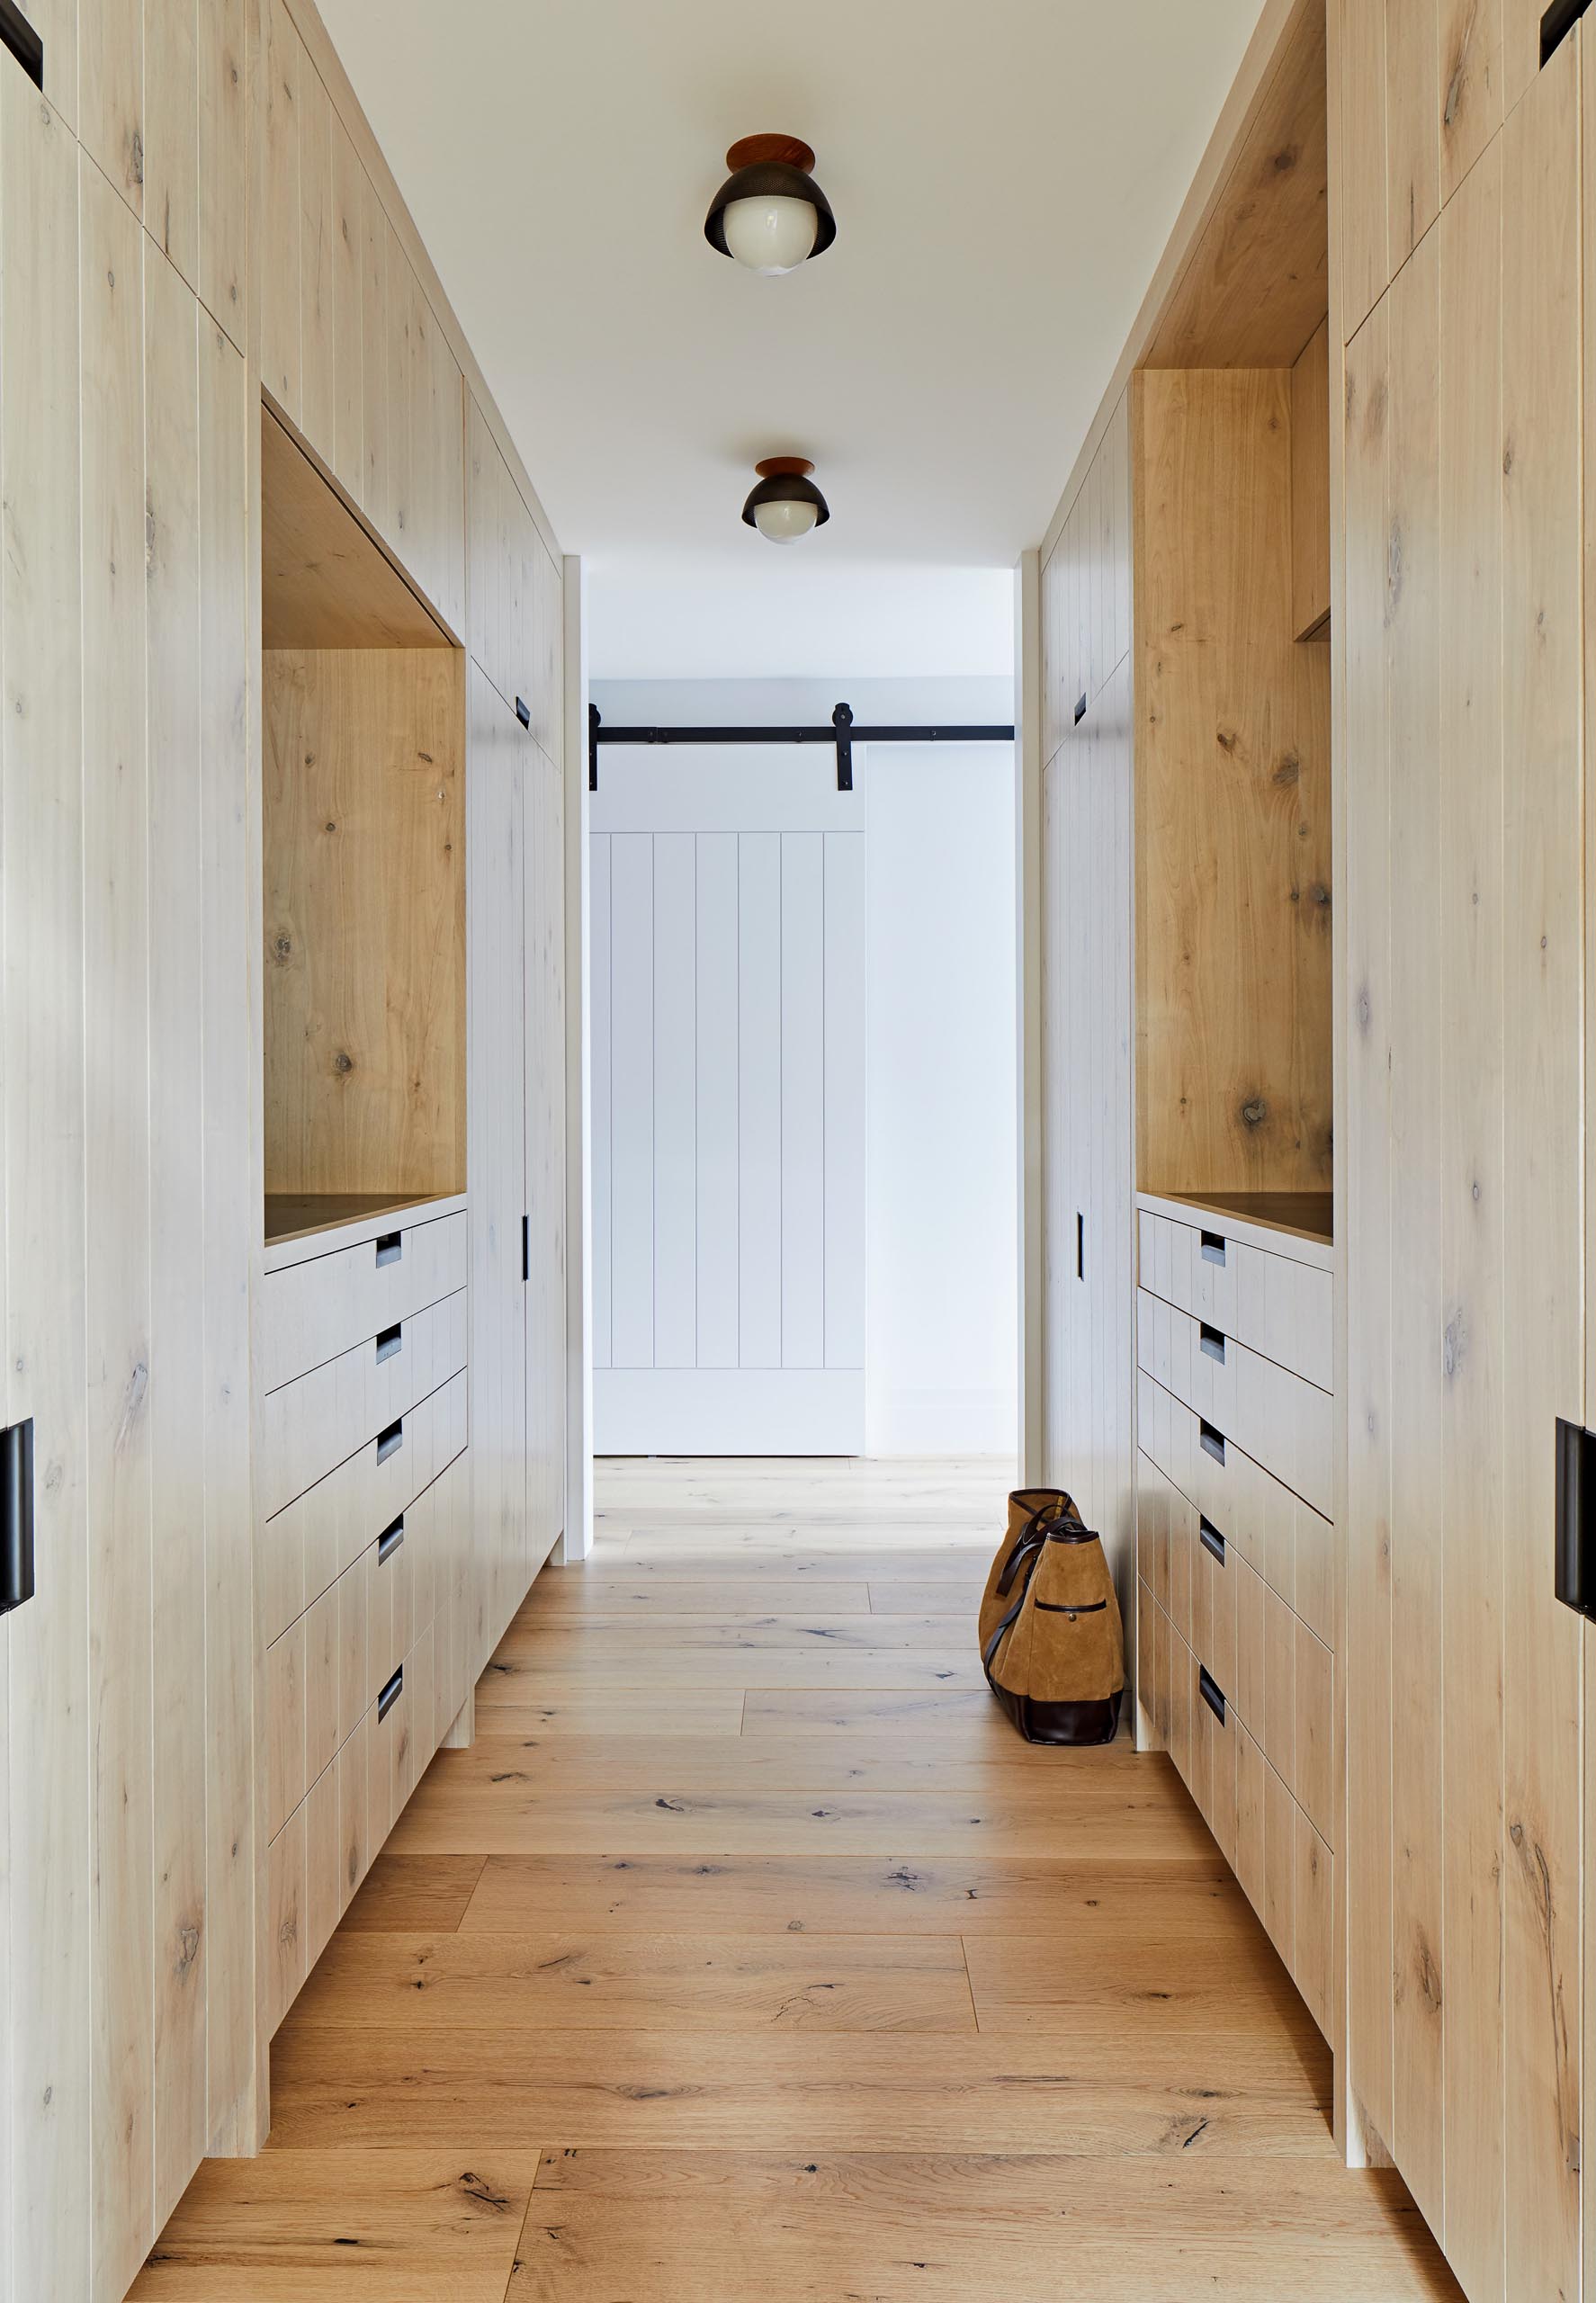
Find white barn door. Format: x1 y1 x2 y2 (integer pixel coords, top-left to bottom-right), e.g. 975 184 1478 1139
591 752 865 1453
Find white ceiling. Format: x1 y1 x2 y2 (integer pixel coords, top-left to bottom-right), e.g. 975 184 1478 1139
318 0 1264 677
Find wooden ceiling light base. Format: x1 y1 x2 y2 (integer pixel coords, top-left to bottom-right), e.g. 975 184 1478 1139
726 133 815 173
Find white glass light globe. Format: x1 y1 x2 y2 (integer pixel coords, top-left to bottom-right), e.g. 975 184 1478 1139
722 193 818 274
753 497 820 545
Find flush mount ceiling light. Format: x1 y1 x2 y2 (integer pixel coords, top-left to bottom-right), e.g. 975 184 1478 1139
741 457 830 546
704 134 837 274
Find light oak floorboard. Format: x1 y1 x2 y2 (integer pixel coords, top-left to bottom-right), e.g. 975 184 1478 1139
432 1727 1134 1787
129 2150 538 2300
516 1575 877 1617
291 1930 979 2033
265 2025 1332 2153
459 1851 1234 1934
387 1777 1215 1860
341 1852 487 1933
741 1686 1020 1738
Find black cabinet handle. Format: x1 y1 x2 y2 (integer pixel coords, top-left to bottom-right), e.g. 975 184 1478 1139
1557 1417 1596 1619
375 1232 402 1268
523 1214 530 1283
375 1322 402 1364
1199 1518 1225 1565
1199 1420 1225 1466
516 695 531 730
1198 1666 1226 1723
0 1418 34 1617
378 1515 405 1564
377 1416 404 1464
377 1664 404 1722
0 3 44 91
1200 1230 1226 1266
1073 692 1087 725
1199 1322 1226 1364
1076 1210 1084 1281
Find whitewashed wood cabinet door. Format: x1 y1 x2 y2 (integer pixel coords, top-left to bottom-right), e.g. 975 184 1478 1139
591 755 865 1453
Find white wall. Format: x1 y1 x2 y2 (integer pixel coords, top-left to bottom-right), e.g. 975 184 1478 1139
590 677 1018 1458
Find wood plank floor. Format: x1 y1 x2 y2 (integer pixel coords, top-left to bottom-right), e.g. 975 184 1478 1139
132 1456 1460 2300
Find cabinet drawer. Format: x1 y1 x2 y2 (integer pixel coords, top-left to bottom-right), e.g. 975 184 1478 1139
1137 1287 1238 1430
1235 1241 1333 1392
1190 1512 1236 1707
262 1210 469 1393
261 1366 469 1644
1137 1368 1334 1650
1229 1341 1333 1519
1191 1650 1237 1870
1135 1581 1170 1749
260 1288 468 1519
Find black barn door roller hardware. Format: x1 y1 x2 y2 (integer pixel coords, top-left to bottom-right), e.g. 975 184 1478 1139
587 701 1016 793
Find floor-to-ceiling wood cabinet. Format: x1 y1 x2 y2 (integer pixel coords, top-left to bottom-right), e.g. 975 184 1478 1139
1333 13 1585 2299
0 0 573 2291
0 58 256 2303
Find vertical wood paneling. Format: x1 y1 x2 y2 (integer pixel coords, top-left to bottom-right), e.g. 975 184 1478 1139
1438 129 1505 2303
1 78 89 2303
526 744 566 1554
196 0 246 343
823 832 867 1370
144 0 198 286
1343 294 1395 2148
1437 0 1502 203
779 833 825 1371
328 114 363 500
196 310 254 2151
78 0 142 216
262 0 300 420
466 671 527 1652
297 51 334 460
738 833 783 1371
144 244 207 2220
359 168 388 531
609 833 654 1369
1501 0 1545 112
1499 48 1583 2297
652 834 696 1370
590 834 613 1371
1337 0 1390 339
1384 224 1445 2229
81 156 154 2303
695 834 740 1369
384 222 415 569
1385 0 1440 273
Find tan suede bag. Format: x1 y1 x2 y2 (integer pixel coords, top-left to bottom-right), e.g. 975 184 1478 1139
978 1488 1125 1743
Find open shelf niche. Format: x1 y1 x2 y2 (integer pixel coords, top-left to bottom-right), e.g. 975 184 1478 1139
261 406 467 1246
1131 3 1333 1248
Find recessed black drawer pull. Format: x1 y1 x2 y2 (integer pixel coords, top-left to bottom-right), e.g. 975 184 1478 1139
378 1515 405 1564
377 1416 404 1463
0 1417 35 1617
1542 0 1592 67
1199 1322 1225 1364
1198 1666 1225 1723
1073 691 1087 725
1199 1420 1225 1465
1200 1230 1226 1266
375 1231 402 1268
0 2 44 91
377 1664 404 1722
516 694 532 730
1036 1597 1107 1617
1199 1519 1225 1565
375 1322 402 1364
